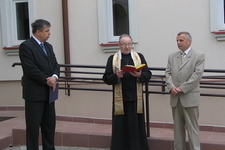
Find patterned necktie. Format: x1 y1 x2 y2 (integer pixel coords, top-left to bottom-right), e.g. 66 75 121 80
181 52 186 64
40 43 47 56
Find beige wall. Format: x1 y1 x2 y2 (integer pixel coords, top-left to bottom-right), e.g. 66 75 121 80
1 0 225 79
33 0 65 65
2 81 225 127
65 0 225 70
0 81 24 106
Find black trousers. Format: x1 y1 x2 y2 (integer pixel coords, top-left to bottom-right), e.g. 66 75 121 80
25 100 56 150
110 100 149 150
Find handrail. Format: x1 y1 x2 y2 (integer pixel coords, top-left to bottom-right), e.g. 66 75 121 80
11 62 225 137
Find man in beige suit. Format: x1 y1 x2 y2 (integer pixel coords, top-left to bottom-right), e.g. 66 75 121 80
165 31 205 150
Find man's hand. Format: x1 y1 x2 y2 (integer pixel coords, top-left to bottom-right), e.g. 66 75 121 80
171 87 178 95
51 84 56 92
170 87 183 95
46 76 57 87
176 87 183 93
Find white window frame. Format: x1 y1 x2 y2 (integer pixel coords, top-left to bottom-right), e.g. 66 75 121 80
210 0 225 32
98 0 138 44
0 0 34 48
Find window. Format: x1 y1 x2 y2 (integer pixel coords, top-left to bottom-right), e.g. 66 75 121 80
0 0 34 55
113 0 129 36
98 0 138 51
16 2 30 40
224 0 225 24
210 0 225 32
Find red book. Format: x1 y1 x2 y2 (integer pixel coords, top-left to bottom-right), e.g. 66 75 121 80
122 64 146 72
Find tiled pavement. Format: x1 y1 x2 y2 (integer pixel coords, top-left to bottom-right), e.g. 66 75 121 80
1 109 225 150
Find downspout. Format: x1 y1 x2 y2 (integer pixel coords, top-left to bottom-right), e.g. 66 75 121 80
62 0 71 96
62 0 71 77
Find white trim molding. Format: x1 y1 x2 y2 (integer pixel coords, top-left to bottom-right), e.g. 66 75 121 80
98 0 138 52
210 0 225 41
0 0 34 55
210 0 225 32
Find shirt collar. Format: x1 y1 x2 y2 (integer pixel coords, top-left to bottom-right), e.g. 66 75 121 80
181 47 191 55
32 35 42 45
118 50 134 59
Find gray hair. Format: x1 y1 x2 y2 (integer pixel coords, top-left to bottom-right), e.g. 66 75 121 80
31 19 51 34
119 34 133 43
177 31 192 41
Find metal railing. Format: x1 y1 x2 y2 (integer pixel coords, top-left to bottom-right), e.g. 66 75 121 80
12 62 225 137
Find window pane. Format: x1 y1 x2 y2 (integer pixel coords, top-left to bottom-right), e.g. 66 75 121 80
224 0 225 24
16 2 29 40
113 0 129 36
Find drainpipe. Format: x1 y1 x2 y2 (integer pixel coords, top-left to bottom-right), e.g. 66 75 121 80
62 0 71 96
62 0 71 77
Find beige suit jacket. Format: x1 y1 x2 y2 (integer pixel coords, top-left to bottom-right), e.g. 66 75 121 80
165 49 205 107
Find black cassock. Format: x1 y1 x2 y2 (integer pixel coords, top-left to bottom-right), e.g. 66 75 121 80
103 52 152 150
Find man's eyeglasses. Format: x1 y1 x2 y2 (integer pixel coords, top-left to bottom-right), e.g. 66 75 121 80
119 43 133 47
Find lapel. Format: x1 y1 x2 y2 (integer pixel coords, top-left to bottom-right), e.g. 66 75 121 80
31 37 48 59
177 49 192 70
176 51 182 69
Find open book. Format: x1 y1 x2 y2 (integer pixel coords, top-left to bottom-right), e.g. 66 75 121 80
122 64 146 72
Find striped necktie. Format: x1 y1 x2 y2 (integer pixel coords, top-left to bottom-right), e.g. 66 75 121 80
40 43 47 56
181 52 186 64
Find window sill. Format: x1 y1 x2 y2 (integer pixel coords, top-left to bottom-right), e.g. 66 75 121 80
100 42 136 53
3 46 19 56
213 31 225 41
100 42 120 53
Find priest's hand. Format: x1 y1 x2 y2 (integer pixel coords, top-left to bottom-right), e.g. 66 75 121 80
130 70 141 78
116 70 124 78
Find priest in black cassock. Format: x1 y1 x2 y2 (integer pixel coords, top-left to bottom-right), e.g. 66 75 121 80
103 34 152 150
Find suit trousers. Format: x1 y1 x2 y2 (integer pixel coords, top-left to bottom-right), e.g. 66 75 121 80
25 100 56 150
172 100 200 150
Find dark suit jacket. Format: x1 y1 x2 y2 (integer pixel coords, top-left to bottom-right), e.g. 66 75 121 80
19 37 60 101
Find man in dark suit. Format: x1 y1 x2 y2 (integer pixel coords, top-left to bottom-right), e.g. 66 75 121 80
165 32 205 150
19 19 60 150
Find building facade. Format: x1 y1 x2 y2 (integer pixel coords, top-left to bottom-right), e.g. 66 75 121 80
0 0 225 126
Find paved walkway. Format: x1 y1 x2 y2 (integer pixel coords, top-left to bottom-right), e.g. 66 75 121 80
4 146 109 150
2 110 225 150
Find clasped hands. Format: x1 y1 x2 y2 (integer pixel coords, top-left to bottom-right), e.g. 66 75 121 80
170 87 182 95
116 70 141 78
46 76 57 91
